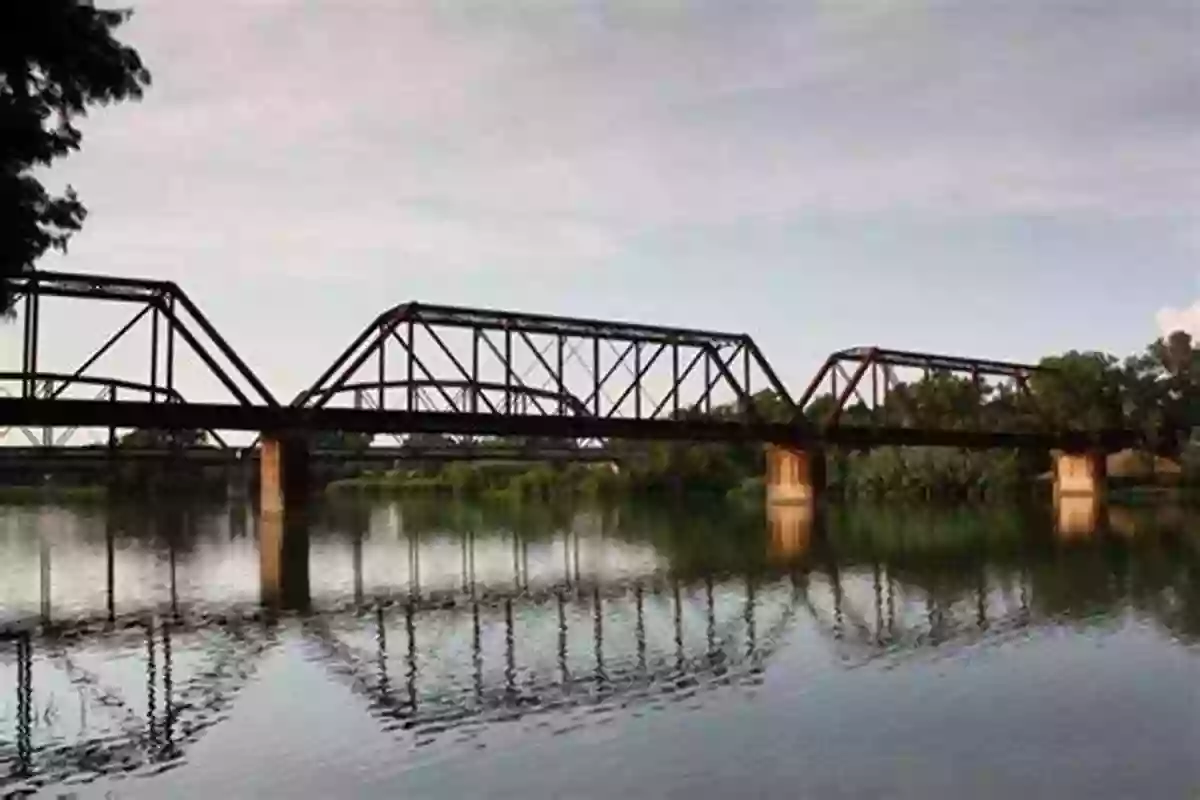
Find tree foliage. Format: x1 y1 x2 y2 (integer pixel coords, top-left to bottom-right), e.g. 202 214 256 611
313 430 373 450
1 1 151 309
118 428 207 448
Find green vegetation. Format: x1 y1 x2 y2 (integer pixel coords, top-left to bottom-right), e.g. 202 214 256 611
1 1 152 310
1 428 229 499
0 483 106 504
330 331 1198 503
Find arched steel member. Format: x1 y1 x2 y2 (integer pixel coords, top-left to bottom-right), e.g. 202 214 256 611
0 371 230 449
331 378 593 418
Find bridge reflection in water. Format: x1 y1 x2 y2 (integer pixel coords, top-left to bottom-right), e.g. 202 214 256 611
1 498 1198 794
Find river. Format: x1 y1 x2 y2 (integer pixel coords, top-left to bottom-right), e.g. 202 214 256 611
0 497 1197 798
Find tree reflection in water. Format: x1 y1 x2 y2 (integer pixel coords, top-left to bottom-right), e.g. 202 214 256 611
0 497 1197 794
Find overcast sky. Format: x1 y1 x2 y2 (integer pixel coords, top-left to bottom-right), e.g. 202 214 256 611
5 0 1198 416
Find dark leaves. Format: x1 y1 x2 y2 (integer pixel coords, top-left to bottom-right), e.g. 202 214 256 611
1 0 151 310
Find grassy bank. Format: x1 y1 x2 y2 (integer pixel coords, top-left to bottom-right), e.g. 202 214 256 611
323 446 1044 505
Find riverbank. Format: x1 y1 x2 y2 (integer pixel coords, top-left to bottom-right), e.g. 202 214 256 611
1110 484 1200 506
0 484 108 504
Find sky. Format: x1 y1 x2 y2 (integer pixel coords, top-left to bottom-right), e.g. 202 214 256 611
4 0 1199 417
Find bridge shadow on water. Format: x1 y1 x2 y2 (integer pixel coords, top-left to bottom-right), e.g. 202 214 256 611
0 496 1197 795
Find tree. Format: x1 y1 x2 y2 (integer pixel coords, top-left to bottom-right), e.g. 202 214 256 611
119 428 207 448
1029 351 1126 431
313 430 373 451
2 1 151 310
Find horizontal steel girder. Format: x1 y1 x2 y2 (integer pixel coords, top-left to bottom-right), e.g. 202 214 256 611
0 397 1140 452
0 445 620 464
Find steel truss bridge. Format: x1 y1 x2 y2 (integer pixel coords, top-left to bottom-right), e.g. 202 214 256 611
0 270 1152 453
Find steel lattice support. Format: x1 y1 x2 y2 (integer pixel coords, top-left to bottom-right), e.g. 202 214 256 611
797 346 1052 433
294 302 799 444
4 270 277 447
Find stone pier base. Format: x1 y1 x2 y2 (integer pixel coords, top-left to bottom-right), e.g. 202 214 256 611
259 433 312 610
765 445 825 506
260 434 311 515
1053 451 1108 538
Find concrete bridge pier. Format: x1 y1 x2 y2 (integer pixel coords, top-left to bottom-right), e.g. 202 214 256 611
259 433 312 611
765 445 825 507
260 433 311 516
1052 450 1108 538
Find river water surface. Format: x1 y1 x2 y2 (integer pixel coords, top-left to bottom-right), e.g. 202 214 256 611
0 498 1197 798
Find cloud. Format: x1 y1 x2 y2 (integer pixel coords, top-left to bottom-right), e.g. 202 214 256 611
53 0 1200 280
1158 301 1200 338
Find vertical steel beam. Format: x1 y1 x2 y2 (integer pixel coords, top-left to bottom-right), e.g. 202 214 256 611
406 318 416 412
671 342 680 418
633 341 642 419
30 284 39 395
21 285 39 399
592 336 601 417
41 376 52 445
471 327 481 415
377 321 386 411
703 352 712 414
165 292 176 397
743 344 752 417
21 290 33 398
504 324 513 415
150 303 160 404
107 385 118 449
557 334 566 417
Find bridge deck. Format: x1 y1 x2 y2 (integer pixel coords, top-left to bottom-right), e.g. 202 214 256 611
0 445 620 464
0 396 1139 451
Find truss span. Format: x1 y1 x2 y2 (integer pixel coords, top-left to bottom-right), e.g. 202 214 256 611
295 301 797 428
6 270 277 408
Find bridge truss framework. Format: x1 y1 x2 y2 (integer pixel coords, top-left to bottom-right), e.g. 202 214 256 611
0 270 1147 452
